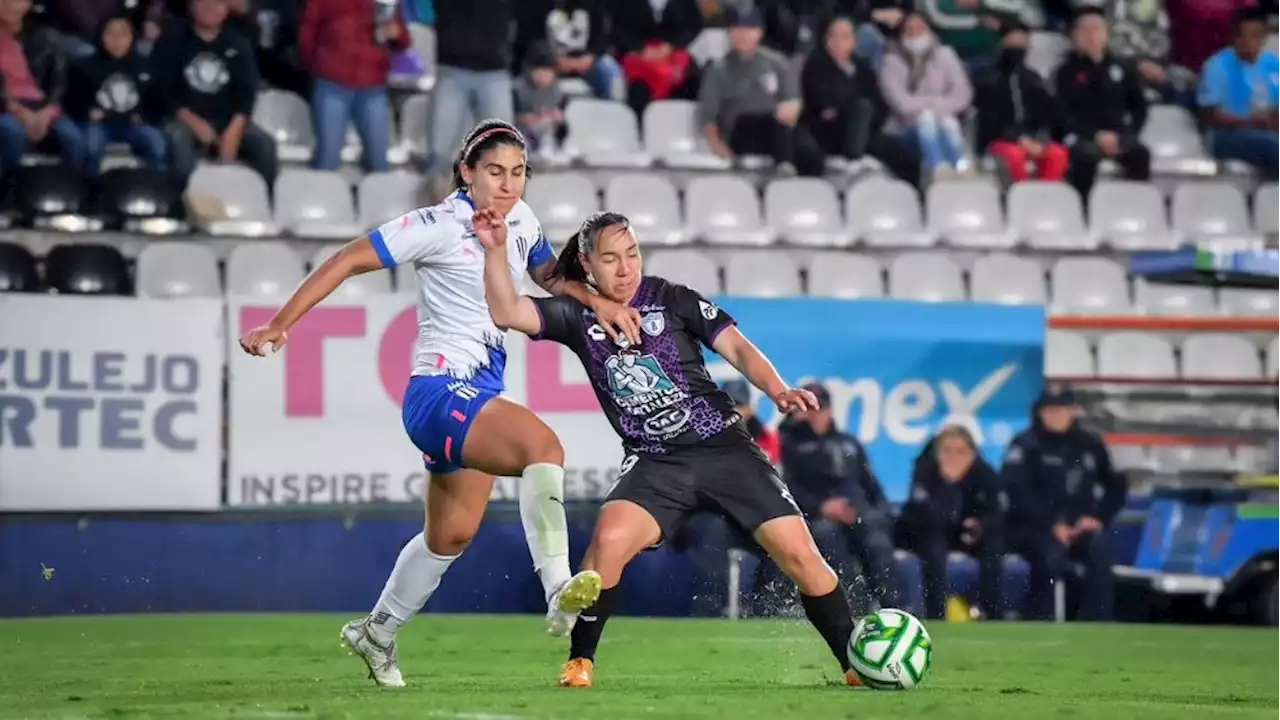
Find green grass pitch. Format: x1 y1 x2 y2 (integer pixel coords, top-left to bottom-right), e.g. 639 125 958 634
0 614 1275 719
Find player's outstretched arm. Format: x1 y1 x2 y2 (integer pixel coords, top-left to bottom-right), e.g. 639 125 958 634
239 237 383 356
711 326 818 414
475 209 542 336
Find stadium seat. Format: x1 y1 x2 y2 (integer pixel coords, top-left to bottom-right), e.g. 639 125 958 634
806 252 884 299
225 241 305 296
685 176 774 246
970 254 1047 305
1133 278 1216 316
1050 257 1130 314
1181 334 1262 380
1027 30 1071 79
1044 330 1094 377
310 245 393 297
642 100 732 170
186 163 279 236
564 99 651 167
135 242 221 298
846 177 933 247
13 164 88 225
45 244 130 295
252 89 314 162
1110 444 1153 472
603 174 685 245
274 169 362 239
1140 105 1213 174
1255 183 1278 236
1218 288 1279 316
525 173 600 241
1149 445 1233 474
98 167 180 231
1007 181 1090 249
1172 182 1256 244
687 27 729 66
400 94 431 160
0 242 40 292
888 252 964 302
764 178 847 247
1232 445 1272 474
925 179 1011 248
724 251 802 297
1088 180 1175 250
645 249 720 294
1267 337 1278 378
1096 332 1176 378
358 171 425 230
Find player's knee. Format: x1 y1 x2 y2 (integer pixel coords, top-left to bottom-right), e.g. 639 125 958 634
425 522 477 556
521 427 564 468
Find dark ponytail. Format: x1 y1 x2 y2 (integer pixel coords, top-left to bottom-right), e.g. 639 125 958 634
549 211 633 284
451 118 527 191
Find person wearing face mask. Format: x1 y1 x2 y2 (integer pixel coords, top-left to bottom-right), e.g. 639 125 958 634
879 11 974 178
1001 386 1126 622
975 19 1069 183
898 425 1007 620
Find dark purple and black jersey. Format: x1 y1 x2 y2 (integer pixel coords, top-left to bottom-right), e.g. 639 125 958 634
531 276 742 455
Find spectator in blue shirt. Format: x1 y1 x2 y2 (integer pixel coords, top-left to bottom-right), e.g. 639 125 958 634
1197 8 1278 175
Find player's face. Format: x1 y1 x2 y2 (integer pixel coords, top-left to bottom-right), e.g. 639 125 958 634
1037 404 1077 434
462 143 527 216
584 224 642 304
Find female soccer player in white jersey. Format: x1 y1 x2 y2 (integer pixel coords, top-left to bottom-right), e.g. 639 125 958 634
474 209 866 689
239 119 643 688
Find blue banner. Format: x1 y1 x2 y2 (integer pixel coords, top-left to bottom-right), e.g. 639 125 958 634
707 298 1046 502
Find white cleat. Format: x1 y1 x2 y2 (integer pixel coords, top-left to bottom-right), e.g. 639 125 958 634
546 570 603 637
340 618 405 688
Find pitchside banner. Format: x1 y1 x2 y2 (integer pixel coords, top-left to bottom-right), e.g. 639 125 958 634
0 296 224 510
227 296 1042 505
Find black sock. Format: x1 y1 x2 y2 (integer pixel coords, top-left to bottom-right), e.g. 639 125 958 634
568 585 620 662
800 587 855 672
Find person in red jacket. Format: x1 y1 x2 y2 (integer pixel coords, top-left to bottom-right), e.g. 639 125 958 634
299 0 408 171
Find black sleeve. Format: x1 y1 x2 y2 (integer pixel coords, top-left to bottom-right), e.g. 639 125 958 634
669 283 735 349
901 461 948 533
147 31 181 119
1001 436 1052 529
64 58 93 122
1092 437 1128 525
968 461 1007 526
530 296 585 346
1122 61 1148 136
588 8 612 56
228 34 259 117
41 30 70 109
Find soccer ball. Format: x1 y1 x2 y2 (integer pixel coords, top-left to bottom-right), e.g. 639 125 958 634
848 608 932 690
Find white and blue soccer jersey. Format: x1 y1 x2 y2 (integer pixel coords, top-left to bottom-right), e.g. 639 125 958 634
368 189 555 393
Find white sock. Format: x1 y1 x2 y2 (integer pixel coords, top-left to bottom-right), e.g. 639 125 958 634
518 462 573 603
367 532 458 644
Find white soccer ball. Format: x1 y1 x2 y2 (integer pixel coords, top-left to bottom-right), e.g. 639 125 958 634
848 608 933 690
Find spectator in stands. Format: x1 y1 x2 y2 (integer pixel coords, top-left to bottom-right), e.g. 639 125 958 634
1093 0 1195 107
800 14 922 185
780 382 899 610
519 0 624 102
0 0 86 184
722 378 781 464
757 0 840 56
42 0 130 60
1198 8 1279 175
919 0 1038 71
879 12 974 177
229 0 307 97
975 19 1068 183
897 425 1006 620
68 13 166 182
426 0 515 200
299 0 408 173
1056 7 1150 198
853 0 912 70
514 42 566 155
614 0 702 116
698 7 824 176
1002 386 1126 622
150 0 277 190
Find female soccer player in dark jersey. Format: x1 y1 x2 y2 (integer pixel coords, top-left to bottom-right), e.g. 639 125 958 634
472 208 865 689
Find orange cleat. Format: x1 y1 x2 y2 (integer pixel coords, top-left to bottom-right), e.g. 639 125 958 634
558 658 594 688
845 670 863 687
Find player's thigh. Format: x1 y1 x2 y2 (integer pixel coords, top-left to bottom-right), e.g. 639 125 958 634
423 468 495 555
600 453 698 548
586 499 664 565
752 514 825 570
460 396 564 477
698 447 802 541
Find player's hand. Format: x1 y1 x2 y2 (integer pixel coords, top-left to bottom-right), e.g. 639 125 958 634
1074 515 1103 535
772 387 819 413
589 295 642 346
472 207 508 250
240 324 287 356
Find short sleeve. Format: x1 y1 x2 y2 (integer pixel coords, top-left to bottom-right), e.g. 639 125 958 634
527 229 555 270
530 296 583 346
367 207 448 269
670 283 735 348
1197 55 1228 109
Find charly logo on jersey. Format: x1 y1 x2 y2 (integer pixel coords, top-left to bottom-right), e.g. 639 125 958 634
641 312 665 337
605 353 688 419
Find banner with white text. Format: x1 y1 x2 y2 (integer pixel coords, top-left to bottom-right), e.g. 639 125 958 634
0 296 224 510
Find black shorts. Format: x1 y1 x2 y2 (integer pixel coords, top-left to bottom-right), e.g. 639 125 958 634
606 424 801 544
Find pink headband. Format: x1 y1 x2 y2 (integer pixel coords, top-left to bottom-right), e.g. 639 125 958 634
463 127 522 161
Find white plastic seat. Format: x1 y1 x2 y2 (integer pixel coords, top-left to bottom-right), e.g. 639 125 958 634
1109 445 1152 472
1044 330 1093 377
310 245 393 297
685 176 774 246
1133 278 1215 316
1027 31 1071 79
888 252 964 302
970 254 1047 305
1267 336 1278 378
274 169 362 239
186 163 280 236
1172 182 1257 244
603 174 685 245
135 242 221 298
724 251 802 297
764 178 847 247
1088 181 1176 250
252 89 313 162
1050 257 1130 314
1255 183 1278 235
806 252 884 299
1149 445 1233 474
847 177 933 247
225 241 305 296
926 179 1012 248
642 100 731 170
358 171 424 230
1096 332 1176 378
564 99 652 167
1181 334 1261 380
644 249 720 295
1008 181 1090 249
524 173 600 241
1140 105 1214 174
1218 288 1279 316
